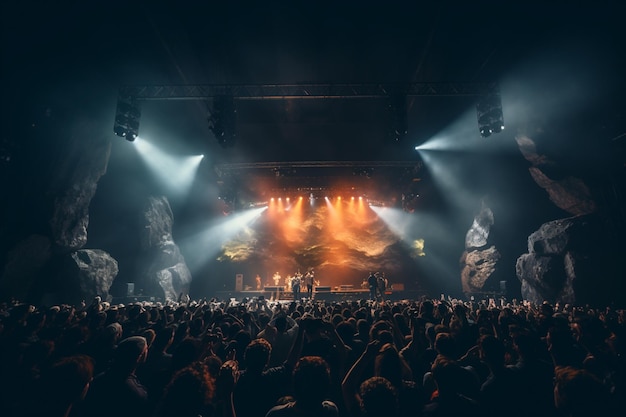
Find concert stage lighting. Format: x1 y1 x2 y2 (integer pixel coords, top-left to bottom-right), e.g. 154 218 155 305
476 93 505 138
134 138 204 197
209 95 237 148
113 96 141 141
387 93 408 142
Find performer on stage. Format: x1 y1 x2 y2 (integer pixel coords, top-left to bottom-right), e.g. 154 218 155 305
304 268 315 299
273 271 281 286
285 274 292 292
367 271 378 301
292 271 302 300
255 274 262 291
377 272 388 301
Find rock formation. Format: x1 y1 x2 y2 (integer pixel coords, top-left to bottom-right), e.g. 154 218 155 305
140 196 192 301
66 249 118 304
0 118 116 304
516 214 617 305
514 133 624 306
460 202 501 294
516 134 596 217
48 120 111 252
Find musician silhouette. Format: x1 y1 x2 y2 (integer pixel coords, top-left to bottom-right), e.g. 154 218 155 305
304 268 315 299
273 271 281 286
292 271 302 300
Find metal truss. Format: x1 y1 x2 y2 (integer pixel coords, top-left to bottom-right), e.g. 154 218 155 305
214 160 422 177
119 82 499 101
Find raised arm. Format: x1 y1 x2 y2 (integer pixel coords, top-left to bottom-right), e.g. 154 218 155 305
341 340 381 416
285 318 306 369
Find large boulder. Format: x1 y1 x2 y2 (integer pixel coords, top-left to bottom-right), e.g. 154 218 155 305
515 134 596 216
69 249 118 303
465 203 494 248
0 116 113 304
516 214 620 306
528 167 597 216
516 253 571 304
48 121 111 252
460 203 501 294
140 196 192 301
36 249 118 306
460 246 501 294
513 130 626 306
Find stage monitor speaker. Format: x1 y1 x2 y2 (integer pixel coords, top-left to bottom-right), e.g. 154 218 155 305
264 286 284 292
316 286 331 292
126 283 135 297
235 274 243 291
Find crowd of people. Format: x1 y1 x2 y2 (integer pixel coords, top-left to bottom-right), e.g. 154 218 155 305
0 293 623 417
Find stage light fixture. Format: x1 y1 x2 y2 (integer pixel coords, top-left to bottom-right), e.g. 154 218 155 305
476 93 504 138
209 95 237 148
113 96 141 141
387 93 408 142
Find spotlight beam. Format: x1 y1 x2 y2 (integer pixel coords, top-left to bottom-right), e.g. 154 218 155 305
134 137 204 197
178 206 267 270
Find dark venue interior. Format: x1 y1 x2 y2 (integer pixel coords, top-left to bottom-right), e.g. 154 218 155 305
1 1 625 306
2 3 626 417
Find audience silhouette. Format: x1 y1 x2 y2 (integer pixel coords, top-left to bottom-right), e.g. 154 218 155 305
0 293 623 417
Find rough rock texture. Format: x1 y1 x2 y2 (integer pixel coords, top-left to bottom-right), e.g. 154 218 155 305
461 246 501 294
528 167 597 216
48 123 111 252
512 132 624 305
140 196 192 301
515 134 552 166
460 203 501 294
0 119 114 304
68 249 118 303
516 253 571 304
0 235 52 301
465 204 495 248
516 214 616 306
516 134 596 216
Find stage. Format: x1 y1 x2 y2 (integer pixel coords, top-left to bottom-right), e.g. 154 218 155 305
213 286 420 303
113 284 424 305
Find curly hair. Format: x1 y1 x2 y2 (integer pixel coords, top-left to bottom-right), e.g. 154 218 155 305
244 338 272 372
158 361 216 417
293 356 330 404
554 366 612 415
359 376 398 417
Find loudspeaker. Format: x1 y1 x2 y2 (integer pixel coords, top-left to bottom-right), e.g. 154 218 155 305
126 283 135 296
499 281 507 293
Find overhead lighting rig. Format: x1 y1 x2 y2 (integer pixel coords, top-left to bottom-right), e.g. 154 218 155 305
114 82 503 146
113 96 141 141
387 93 408 142
208 95 237 148
476 93 505 138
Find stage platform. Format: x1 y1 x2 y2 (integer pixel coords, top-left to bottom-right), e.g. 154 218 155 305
112 287 425 305
214 288 421 302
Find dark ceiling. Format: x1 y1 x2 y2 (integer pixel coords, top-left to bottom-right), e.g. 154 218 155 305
2 1 625 188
